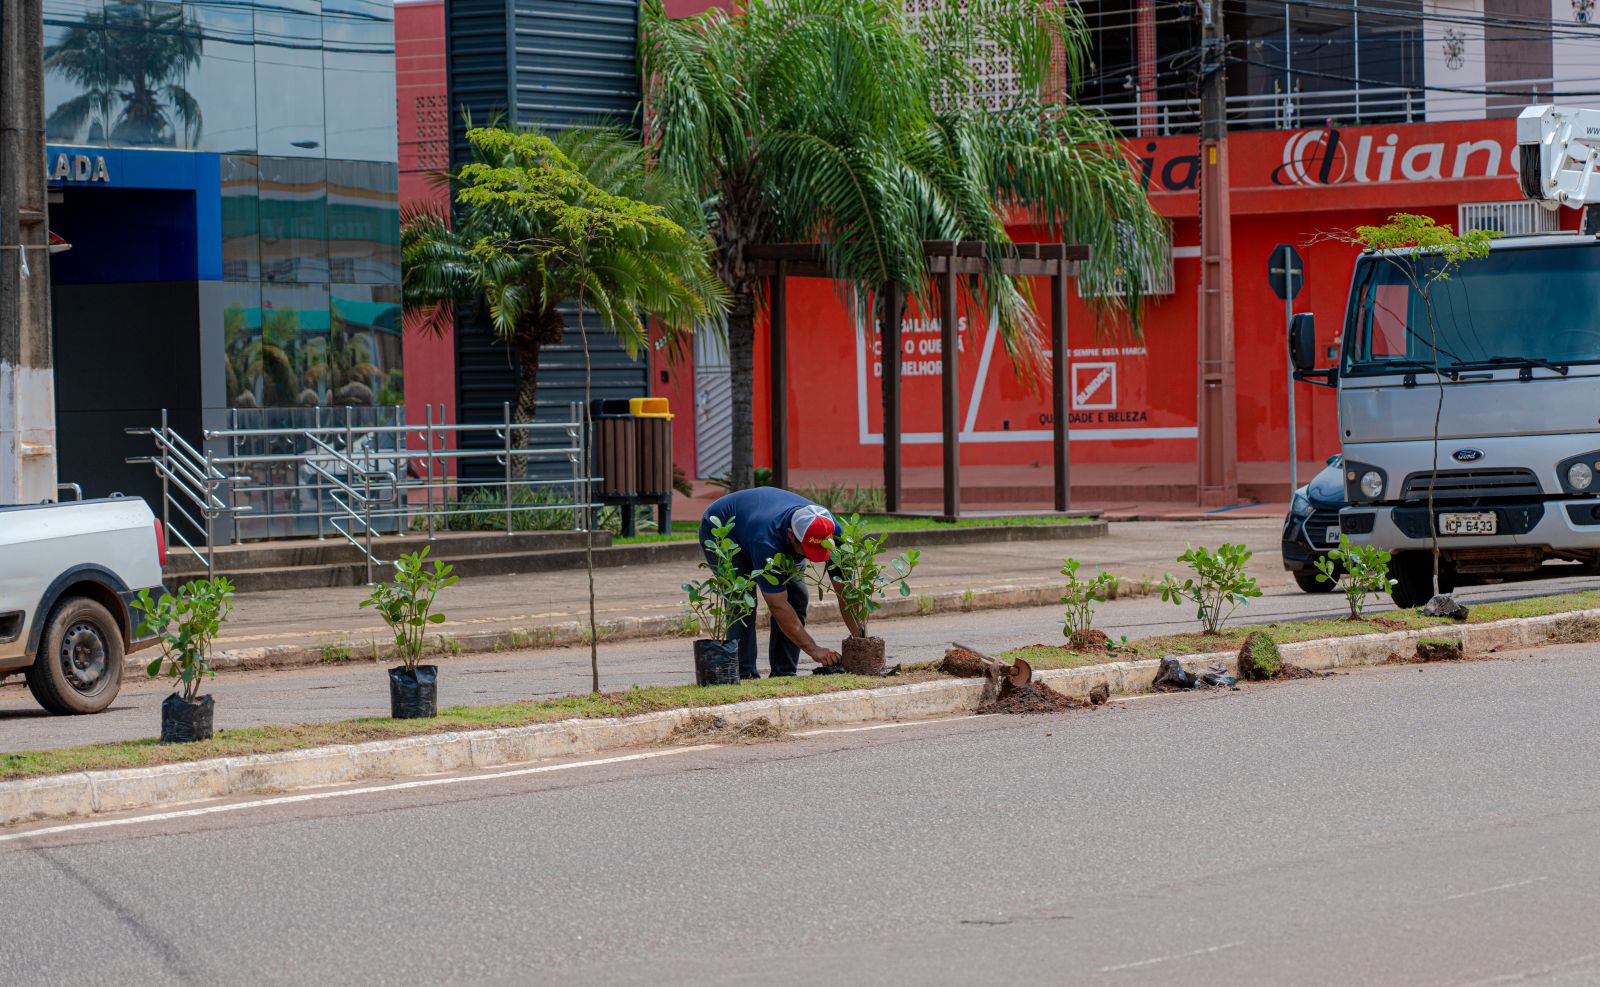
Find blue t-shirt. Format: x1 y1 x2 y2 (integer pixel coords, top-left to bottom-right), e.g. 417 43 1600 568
701 488 836 581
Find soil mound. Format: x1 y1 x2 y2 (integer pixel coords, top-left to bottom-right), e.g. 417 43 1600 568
939 646 990 678
978 681 1089 715
1068 629 1109 652
1277 663 1331 680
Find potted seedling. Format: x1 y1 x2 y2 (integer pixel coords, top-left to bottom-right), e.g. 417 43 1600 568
819 514 920 675
361 546 458 718
133 576 235 743
683 515 762 686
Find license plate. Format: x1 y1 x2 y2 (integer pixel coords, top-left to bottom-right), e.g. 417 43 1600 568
1324 526 1341 544
1439 511 1497 535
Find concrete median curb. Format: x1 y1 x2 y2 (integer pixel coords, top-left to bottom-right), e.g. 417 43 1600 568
7 606 1595 830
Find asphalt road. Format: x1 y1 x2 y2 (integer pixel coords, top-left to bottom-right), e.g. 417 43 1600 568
3 643 1600 984
1 558 1597 751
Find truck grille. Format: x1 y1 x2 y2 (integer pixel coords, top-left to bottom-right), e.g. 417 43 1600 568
1399 468 1542 501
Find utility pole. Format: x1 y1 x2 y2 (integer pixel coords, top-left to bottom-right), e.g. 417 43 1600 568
1195 0 1237 507
0 0 57 503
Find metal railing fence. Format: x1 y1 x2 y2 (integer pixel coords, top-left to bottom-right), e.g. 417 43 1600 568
129 403 597 584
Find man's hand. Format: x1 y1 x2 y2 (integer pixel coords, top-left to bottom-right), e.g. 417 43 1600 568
809 647 842 666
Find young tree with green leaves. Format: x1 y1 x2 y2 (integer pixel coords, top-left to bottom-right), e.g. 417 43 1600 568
402 125 727 436
1314 214 1499 597
641 0 1168 490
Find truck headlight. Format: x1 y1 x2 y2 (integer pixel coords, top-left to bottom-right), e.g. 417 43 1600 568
1360 471 1384 499
1569 462 1594 491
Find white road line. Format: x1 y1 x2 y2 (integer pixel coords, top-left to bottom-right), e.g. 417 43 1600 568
0 745 721 845
1453 951 1600 987
1444 876 1549 901
1096 941 1245 974
794 716 973 737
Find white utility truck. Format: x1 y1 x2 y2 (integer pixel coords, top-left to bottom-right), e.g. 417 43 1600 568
1291 104 1600 607
0 496 168 713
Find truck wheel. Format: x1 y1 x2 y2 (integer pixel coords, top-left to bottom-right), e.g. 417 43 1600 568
26 597 125 715
1389 554 1437 610
1294 570 1336 593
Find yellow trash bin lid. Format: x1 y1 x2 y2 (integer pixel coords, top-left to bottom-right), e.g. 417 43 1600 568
629 397 673 420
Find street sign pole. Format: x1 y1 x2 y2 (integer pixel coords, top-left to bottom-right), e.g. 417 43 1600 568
1268 244 1304 498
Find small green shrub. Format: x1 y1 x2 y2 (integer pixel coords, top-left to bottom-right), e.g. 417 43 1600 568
1158 543 1262 634
360 547 459 671
683 515 767 640
133 577 235 702
1315 535 1396 619
417 485 578 532
1237 630 1282 681
1060 557 1117 648
795 482 887 515
810 514 920 638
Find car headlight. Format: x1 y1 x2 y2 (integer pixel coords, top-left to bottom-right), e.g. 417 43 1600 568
1569 462 1594 491
1360 471 1384 499
1290 491 1312 517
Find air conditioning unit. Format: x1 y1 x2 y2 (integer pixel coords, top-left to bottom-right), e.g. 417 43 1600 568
1458 200 1562 236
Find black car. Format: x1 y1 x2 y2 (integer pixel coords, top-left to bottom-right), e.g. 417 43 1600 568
1282 454 1345 593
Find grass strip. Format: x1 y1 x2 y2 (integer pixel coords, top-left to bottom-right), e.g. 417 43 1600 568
1000 587 1600 670
0 674 918 783
617 513 1092 545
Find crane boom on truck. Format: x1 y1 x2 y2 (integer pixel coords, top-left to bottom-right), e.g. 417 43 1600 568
1288 105 1600 608
1517 105 1600 216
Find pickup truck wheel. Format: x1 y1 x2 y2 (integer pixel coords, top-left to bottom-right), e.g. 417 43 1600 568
26 597 125 715
1389 555 1437 610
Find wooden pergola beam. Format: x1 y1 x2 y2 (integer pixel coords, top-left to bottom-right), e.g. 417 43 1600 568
753 239 1088 517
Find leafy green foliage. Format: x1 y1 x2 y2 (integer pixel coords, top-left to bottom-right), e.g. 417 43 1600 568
1158 544 1263 634
402 124 726 428
1060 557 1117 647
683 515 767 641
795 482 887 515
812 514 921 637
640 0 1167 489
360 547 460 672
1316 535 1397 620
1350 213 1499 265
134 578 235 703
415 485 578 532
707 467 773 491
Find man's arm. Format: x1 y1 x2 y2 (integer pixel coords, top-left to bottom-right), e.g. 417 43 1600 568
762 589 841 666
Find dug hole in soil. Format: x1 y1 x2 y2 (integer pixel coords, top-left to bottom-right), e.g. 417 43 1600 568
840 636 887 675
978 680 1094 715
670 712 784 743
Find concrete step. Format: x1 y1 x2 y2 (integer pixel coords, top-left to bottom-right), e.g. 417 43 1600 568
166 529 606 576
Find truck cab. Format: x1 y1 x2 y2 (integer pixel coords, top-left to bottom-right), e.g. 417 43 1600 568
1293 232 1600 607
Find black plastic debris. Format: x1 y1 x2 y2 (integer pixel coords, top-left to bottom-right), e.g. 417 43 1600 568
811 664 848 675
1152 655 1238 691
1422 594 1470 620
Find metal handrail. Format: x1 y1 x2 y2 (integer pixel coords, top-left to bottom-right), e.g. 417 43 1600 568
129 402 601 586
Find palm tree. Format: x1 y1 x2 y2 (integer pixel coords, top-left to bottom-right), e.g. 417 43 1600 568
45 2 203 146
640 0 1168 490
401 124 726 442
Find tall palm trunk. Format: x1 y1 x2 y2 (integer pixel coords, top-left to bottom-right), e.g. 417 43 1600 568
510 333 543 482
724 291 757 491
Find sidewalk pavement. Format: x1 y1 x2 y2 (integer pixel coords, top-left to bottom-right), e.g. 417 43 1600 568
206 518 1286 661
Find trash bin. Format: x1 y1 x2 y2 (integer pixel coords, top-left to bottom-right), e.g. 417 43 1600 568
589 398 637 499
630 398 673 501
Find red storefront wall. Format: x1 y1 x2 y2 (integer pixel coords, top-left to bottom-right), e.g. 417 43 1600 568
654 118 1569 480
396 0 455 430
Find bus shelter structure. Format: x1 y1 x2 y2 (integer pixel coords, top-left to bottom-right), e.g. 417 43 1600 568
749 240 1088 519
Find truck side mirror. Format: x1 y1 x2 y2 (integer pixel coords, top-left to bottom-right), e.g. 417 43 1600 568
1289 313 1317 373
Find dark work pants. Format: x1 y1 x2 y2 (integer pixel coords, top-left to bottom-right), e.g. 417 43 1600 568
699 521 809 677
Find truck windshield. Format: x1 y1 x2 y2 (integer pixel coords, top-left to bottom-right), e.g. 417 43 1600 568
1345 244 1600 374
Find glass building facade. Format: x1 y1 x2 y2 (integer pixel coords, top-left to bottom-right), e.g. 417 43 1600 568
42 0 402 412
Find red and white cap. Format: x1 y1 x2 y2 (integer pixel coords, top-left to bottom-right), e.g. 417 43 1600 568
790 505 836 563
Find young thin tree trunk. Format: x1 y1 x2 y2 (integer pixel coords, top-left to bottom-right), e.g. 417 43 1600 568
725 291 757 491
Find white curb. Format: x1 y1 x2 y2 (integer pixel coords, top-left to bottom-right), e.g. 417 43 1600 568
5 606 1595 830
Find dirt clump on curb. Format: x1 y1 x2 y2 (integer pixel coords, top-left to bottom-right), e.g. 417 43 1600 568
939 646 990 678
1276 663 1332 680
978 681 1090 715
1366 616 1407 630
671 713 784 744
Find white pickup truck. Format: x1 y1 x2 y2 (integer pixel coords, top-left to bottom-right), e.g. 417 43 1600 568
0 496 168 714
